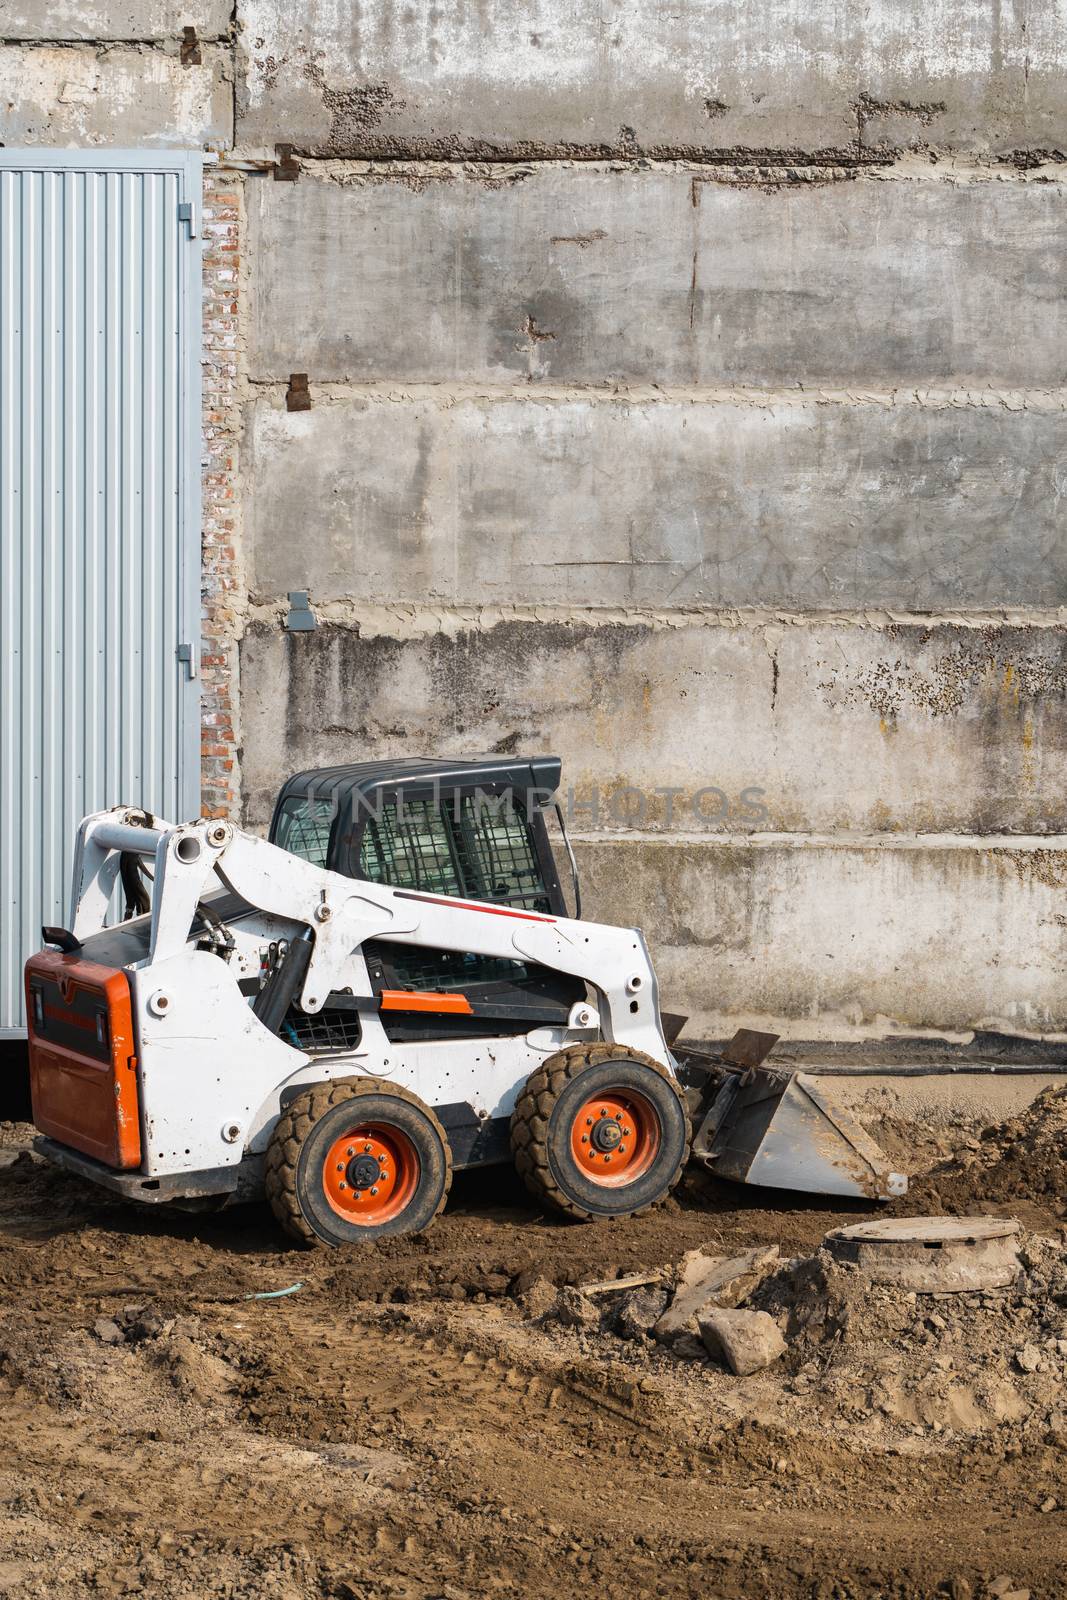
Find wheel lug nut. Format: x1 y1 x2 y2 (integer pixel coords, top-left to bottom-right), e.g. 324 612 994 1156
363 1144 371 1153
347 1147 354 1156
585 1117 593 1126
339 1181 347 1190
581 1135 588 1143
370 1186 379 1196
336 1163 344 1171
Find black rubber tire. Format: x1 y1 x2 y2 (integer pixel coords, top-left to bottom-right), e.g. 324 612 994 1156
265 1076 452 1247
510 1044 690 1221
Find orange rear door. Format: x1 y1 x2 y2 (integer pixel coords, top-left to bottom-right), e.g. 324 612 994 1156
25 951 141 1170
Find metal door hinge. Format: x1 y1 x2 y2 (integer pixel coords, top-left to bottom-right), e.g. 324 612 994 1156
177 201 197 239
177 643 197 680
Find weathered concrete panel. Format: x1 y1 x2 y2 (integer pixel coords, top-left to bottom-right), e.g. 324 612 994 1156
575 835 1067 1040
4 2 230 40
238 620 1067 838
0 45 232 147
248 397 1067 611
236 0 1067 156
250 172 1067 388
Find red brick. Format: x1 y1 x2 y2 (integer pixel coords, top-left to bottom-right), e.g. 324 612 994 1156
199 172 243 822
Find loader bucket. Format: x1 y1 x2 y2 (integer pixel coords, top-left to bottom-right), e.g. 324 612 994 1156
696 1069 908 1201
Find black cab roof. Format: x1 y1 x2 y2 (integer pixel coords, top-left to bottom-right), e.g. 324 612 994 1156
273 755 563 817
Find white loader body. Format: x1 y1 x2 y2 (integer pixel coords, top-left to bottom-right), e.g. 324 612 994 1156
33 806 671 1202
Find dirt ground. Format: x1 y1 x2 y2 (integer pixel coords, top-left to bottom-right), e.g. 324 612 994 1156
0 1094 1063 1600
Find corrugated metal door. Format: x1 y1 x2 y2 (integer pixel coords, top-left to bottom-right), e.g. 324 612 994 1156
0 151 202 1033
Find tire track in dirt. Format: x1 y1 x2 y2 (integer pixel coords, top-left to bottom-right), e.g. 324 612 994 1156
0 1137 1062 1597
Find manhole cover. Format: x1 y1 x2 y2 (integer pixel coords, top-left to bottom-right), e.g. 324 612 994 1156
824 1214 1021 1293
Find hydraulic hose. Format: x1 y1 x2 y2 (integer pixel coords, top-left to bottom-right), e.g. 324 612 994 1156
253 928 314 1035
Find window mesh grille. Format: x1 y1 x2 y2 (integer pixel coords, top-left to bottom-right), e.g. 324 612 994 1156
273 795 336 868
281 1006 362 1054
359 798 461 896
455 795 548 911
359 794 550 913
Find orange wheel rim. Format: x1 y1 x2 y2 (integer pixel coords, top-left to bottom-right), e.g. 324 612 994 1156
569 1090 660 1187
322 1124 420 1225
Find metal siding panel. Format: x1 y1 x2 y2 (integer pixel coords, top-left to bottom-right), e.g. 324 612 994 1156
20 172 40 1020
0 152 201 1032
177 155 202 825
0 173 20 1023
41 170 60 935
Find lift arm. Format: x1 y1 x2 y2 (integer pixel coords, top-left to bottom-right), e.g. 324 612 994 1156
68 809 671 1064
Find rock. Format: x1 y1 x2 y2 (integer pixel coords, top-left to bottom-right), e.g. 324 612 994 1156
550 1287 600 1330
1014 1343 1041 1374
1039 1495 1057 1513
517 1276 557 1319
987 1578 1030 1600
123 1306 167 1343
653 1246 780 1344
614 1288 668 1341
92 1317 124 1346
698 1307 787 1376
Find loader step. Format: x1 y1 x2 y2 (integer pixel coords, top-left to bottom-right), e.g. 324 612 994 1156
33 1136 241 1203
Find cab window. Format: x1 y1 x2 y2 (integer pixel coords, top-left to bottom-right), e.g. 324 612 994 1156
273 794 336 868
359 791 549 912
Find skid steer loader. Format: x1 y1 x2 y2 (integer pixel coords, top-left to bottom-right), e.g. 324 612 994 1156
24 756 905 1245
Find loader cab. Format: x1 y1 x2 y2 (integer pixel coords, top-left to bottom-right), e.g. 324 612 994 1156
270 756 570 913
268 757 584 1041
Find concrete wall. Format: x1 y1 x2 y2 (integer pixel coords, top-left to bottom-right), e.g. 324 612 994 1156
238 620 1067 838
6 0 1067 1042
249 172 1065 387
0 45 231 146
574 833 1067 1040
4 3 231 38
235 0 1067 158
247 395 1067 610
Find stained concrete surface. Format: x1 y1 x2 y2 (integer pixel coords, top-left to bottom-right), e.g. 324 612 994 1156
250 170 1067 388
239 619 1067 1037
235 0 1067 156
238 619 1067 838
3 1 232 39
249 396 1067 611
574 832 1067 1040
0 43 232 147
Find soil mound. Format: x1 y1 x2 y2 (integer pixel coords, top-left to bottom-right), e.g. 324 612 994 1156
898 1085 1067 1225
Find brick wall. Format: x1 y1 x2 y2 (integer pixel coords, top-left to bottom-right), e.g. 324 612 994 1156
199 169 244 819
